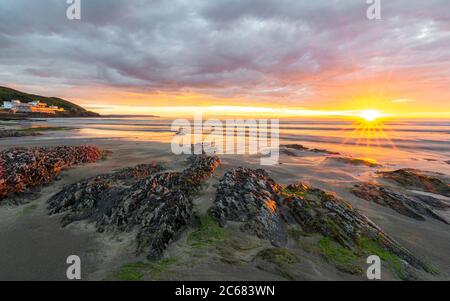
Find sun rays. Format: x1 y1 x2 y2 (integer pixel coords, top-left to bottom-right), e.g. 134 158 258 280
340 110 397 150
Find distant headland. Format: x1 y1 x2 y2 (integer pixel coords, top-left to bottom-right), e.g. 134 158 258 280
0 86 100 118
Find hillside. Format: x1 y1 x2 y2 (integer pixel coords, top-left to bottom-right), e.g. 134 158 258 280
0 86 99 117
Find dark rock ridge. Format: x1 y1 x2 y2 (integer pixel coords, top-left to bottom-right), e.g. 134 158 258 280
0 127 68 139
326 156 382 167
281 184 432 278
47 163 165 227
282 144 340 155
0 146 104 201
352 183 449 224
210 168 432 277
377 169 450 197
210 167 288 247
283 184 431 271
0 129 40 139
48 155 220 259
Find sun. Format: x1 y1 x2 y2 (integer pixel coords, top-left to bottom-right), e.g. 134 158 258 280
359 109 383 122
340 108 396 151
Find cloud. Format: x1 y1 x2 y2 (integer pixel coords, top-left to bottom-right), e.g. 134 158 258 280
0 0 449 110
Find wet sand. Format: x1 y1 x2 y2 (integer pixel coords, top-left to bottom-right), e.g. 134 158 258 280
0 132 449 280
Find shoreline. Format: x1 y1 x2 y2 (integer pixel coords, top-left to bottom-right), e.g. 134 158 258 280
0 113 100 120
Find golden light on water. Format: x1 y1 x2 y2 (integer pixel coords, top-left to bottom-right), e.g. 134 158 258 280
341 109 396 150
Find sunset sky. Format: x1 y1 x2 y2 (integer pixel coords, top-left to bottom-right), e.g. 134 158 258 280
0 0 449 117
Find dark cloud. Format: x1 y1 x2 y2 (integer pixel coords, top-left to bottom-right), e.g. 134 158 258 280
0 0 449 105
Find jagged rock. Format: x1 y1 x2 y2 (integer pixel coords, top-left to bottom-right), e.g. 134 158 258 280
326 156 381 167
352 183 449 224
413 194 450 209
283 144 309 151
210 167 288 247
48 163 165 226
281 183 430 274
377 169 450 197
48 155 220 260
210 167 432 278
282 144 340 155
0 146 105 201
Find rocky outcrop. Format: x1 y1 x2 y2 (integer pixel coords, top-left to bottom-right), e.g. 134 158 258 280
281 183 429 272
48 155 220 259
0 129 40 139
377 169 450 197
326 156 381 167
47 163 165 226
282 144 340 155
352 183 449 224
210 168 288 247
210 168 433 278
0 146 104 201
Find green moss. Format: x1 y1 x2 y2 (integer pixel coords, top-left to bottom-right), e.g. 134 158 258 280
281 186 306 198
110 262 148 281
187 215 230 248
359 237 406 279
317 237 362 275
18 203 38 216
109 258 179 281
288 227 309 239
289 227 319 254
257 248 299 266
148 257 178 279
322 217 344 239
423 264 439 275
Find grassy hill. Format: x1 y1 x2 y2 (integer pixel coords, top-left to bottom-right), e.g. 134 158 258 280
0 86 99 117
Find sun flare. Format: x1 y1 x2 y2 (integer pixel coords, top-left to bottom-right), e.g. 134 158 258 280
340 109 396 151
359 109 383 122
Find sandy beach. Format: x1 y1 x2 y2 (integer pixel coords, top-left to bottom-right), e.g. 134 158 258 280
0 118 449 281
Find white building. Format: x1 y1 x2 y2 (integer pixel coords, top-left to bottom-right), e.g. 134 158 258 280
2 100 64 114
2 100 20 109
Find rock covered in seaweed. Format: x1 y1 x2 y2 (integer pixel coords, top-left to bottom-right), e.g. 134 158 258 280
352 182 449 224
377 169 450 197
281 183 430 273
47 163 165 226
48 155 220 260
0 146 105 201
210 167 433 278
209 167 288 247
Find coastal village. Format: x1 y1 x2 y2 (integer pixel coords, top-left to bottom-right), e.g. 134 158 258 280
1 100 64 115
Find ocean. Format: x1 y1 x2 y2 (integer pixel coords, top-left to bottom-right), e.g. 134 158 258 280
16 116 450 172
